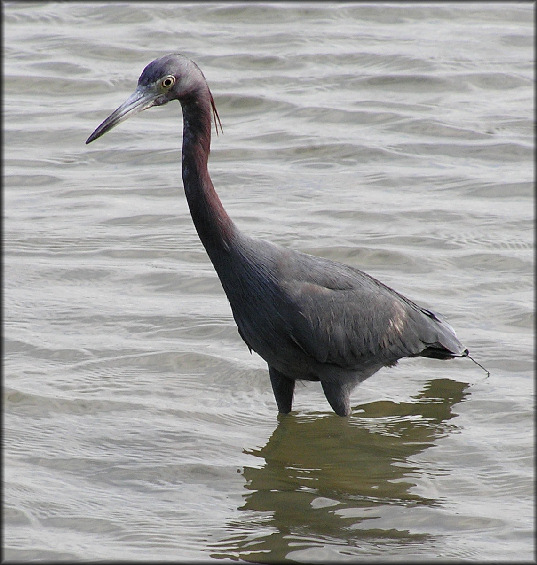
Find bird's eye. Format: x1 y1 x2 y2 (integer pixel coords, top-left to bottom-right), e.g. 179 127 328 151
161 75 175 89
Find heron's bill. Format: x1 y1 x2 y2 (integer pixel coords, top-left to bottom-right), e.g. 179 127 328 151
86 87 160 144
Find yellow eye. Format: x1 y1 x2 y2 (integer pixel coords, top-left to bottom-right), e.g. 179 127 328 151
161 75 175 89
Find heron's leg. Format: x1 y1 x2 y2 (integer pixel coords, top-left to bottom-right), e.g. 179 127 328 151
268 366 295 414
321 381 351 417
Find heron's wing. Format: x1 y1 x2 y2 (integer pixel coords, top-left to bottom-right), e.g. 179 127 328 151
279 252 461 369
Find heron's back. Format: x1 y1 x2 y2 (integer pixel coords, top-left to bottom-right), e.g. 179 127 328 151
216 233 466 384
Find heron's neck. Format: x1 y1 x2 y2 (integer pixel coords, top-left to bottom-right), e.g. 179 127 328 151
180 89 235 262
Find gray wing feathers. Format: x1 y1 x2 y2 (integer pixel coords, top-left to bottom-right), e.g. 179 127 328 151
280 252 464 369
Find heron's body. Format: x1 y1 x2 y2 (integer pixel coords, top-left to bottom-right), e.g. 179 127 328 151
87 54 468 416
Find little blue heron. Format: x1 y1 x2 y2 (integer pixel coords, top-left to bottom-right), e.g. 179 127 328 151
87 54 472 417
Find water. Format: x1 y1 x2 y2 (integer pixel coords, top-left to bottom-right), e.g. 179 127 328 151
3 2 533 561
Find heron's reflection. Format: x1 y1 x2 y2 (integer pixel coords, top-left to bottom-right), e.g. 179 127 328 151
211 378 470 562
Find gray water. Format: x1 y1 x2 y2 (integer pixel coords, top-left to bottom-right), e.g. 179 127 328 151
3 2 534 562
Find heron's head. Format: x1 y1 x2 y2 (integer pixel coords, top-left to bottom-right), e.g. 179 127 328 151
86 54 221 144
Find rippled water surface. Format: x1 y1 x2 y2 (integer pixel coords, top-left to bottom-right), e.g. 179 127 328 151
4 2 534 562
